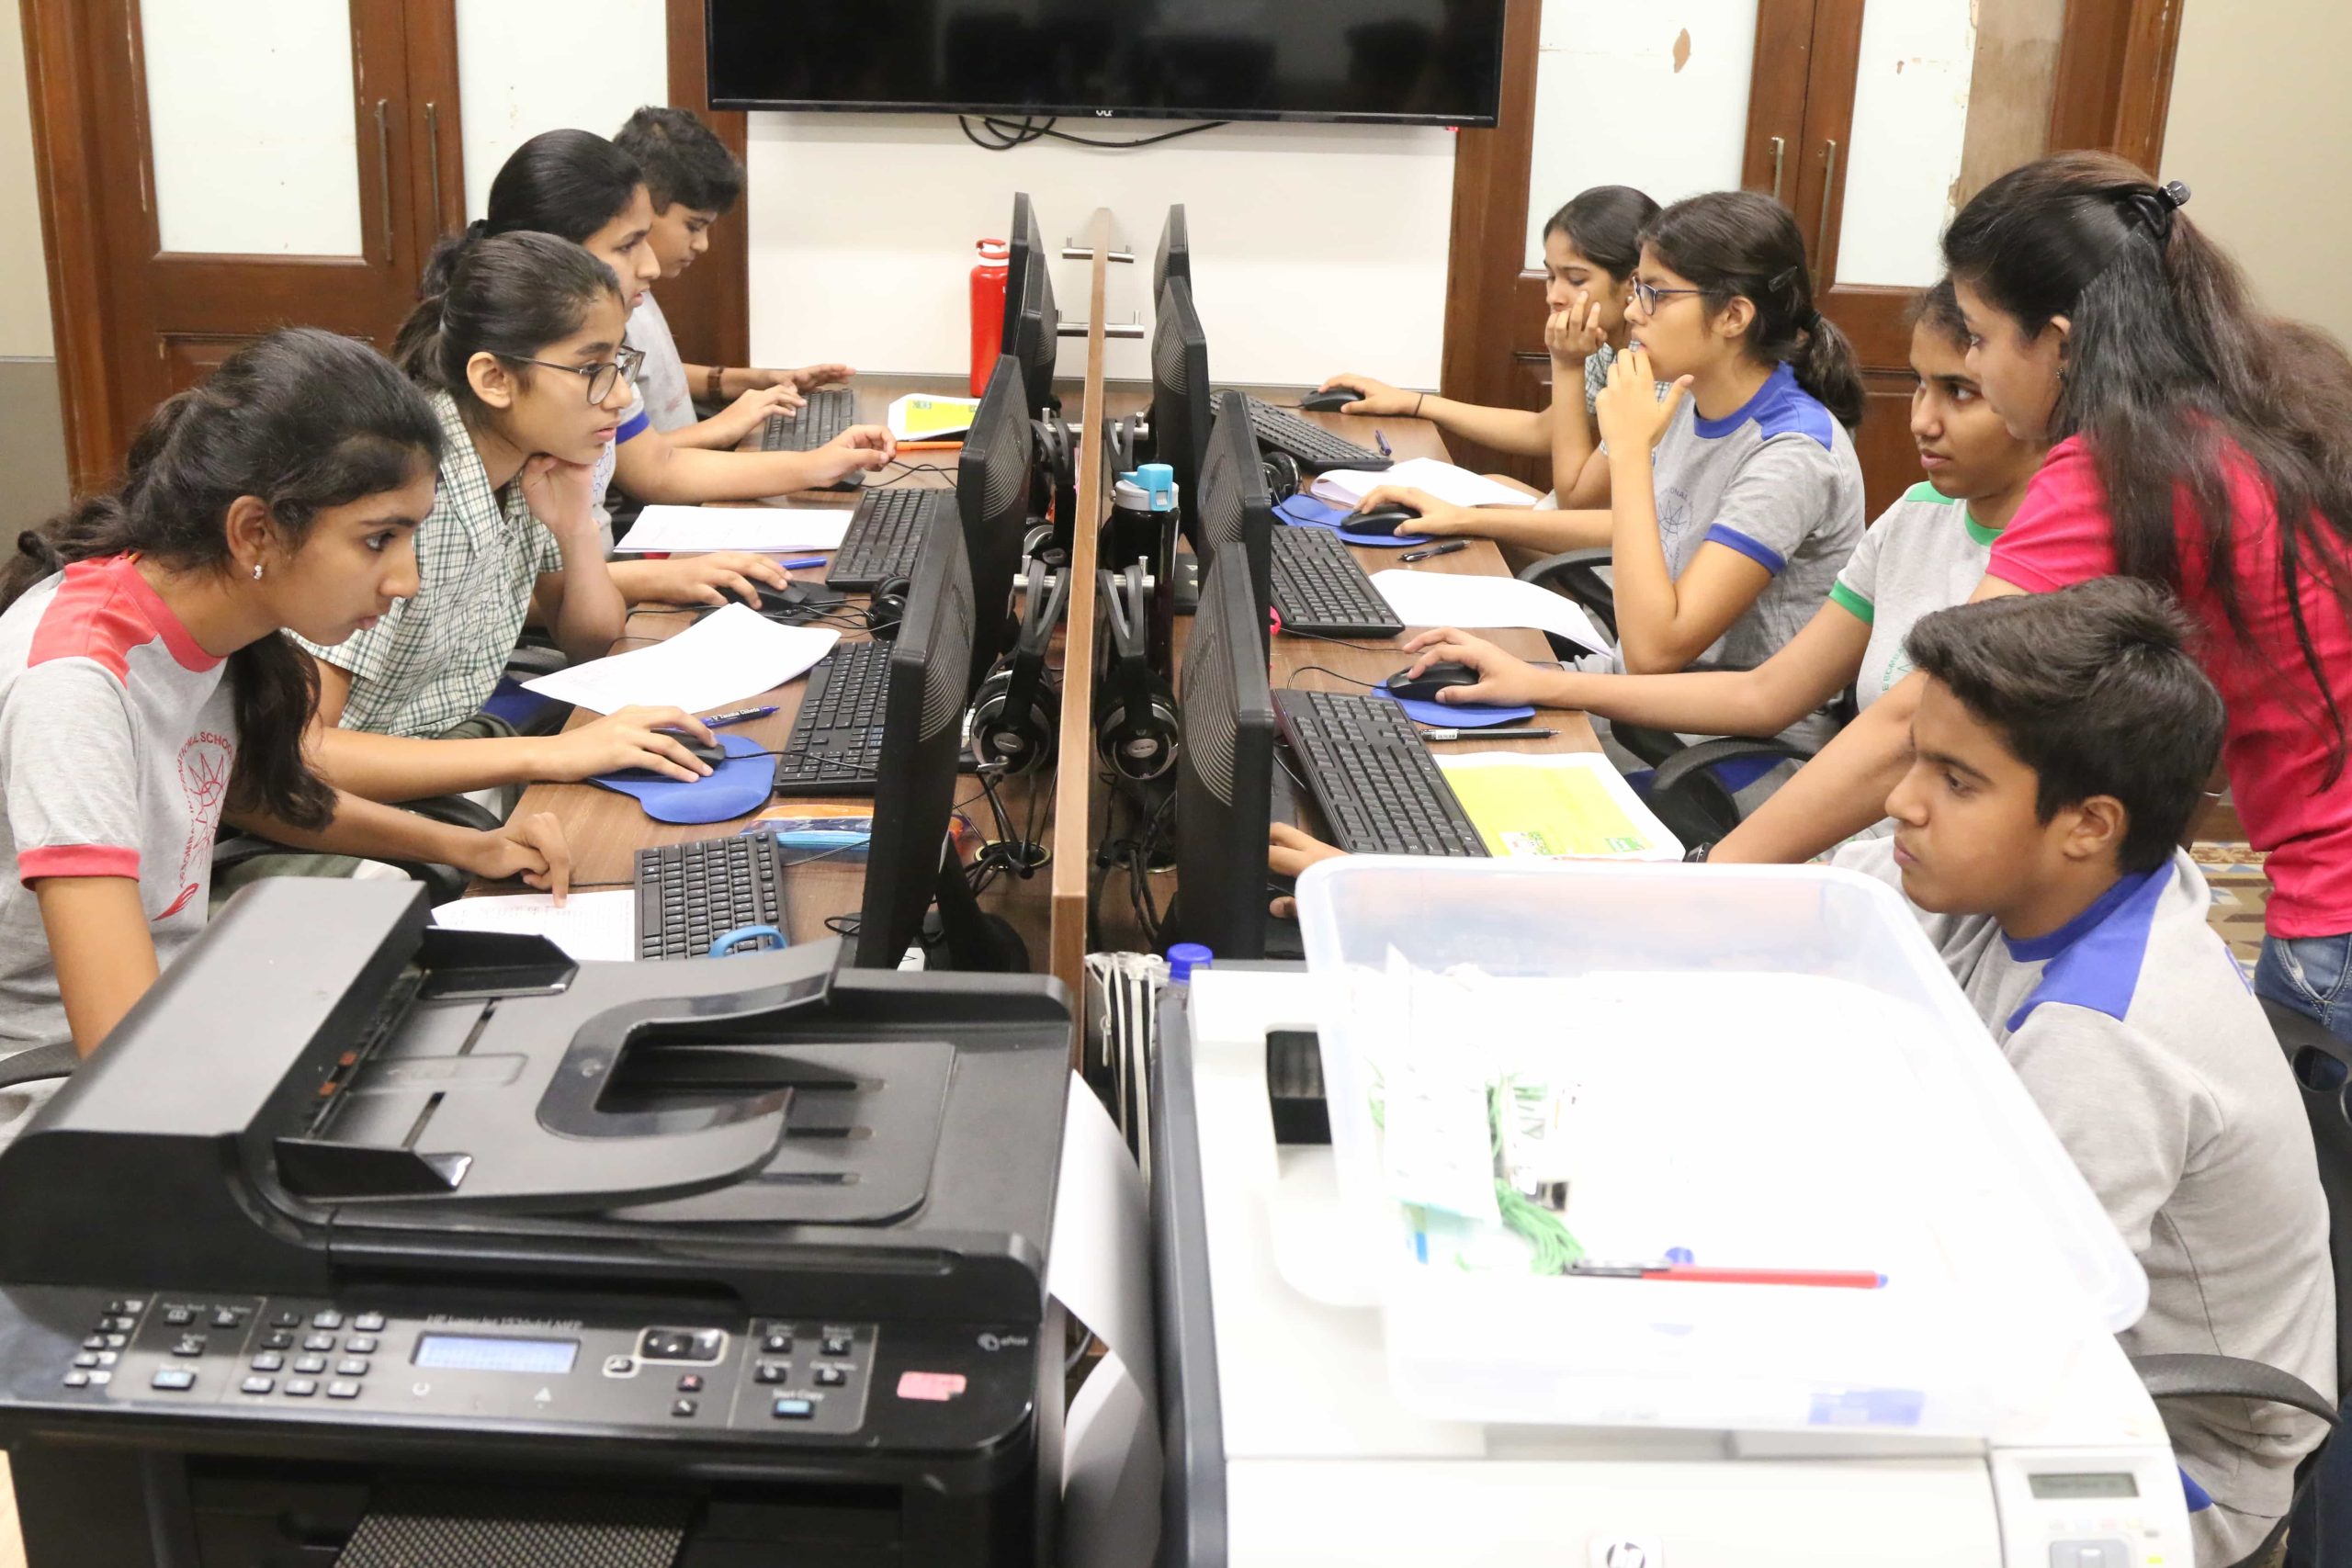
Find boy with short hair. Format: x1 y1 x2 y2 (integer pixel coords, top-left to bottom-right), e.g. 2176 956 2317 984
1830 579 2334 1563
612 105 854 450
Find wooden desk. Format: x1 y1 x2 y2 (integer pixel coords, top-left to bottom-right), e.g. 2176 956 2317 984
492 381 1054 963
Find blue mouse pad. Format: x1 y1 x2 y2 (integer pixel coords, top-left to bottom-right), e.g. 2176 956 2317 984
1375 681 1535 729
591 732 777 824
1275 495 1432 549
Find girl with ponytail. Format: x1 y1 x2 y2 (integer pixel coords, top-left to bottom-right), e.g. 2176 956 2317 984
1719 154 2352 1049
1373 189 1869 767
0 330 570 1074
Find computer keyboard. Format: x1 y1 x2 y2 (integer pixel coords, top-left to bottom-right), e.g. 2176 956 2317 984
1273 689 1489 858
634 835 790 960
1245 396 1392 473
1272 525 1405 638
773 640 892 795
830 487 947 592
759 386 856 452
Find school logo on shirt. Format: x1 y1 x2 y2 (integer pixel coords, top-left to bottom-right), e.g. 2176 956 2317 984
1881 647 1915 695
165 731 234 920
1656 484 1694 548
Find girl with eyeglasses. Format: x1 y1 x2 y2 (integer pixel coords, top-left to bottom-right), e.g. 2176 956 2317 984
1317 184 1660 512
290 230 730 807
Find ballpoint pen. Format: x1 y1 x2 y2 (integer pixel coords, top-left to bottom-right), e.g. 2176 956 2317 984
1374 429 1393 457
1399 541 1468 563
700 706 779 728
1420 727 1557 741
777 556 830 570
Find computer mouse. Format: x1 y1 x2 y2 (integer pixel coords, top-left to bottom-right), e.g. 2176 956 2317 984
1385 661 1484 705
754 581 844 617
657 731 730 769
1349 504 1424 538
1299 386 1363 413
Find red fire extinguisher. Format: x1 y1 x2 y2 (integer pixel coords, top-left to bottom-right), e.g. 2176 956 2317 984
970 239 1010 396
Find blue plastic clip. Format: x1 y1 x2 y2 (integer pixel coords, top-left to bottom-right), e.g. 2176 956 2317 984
707 924 787 958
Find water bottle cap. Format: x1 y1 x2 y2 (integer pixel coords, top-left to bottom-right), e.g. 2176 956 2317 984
1136 463 1178 510
1112 475 1151 510
1167 942 1214 982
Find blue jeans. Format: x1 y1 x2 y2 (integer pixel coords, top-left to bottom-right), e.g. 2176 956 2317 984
2258 932 2352 1043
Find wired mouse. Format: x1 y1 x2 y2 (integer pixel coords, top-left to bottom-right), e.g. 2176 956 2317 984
754 581 845 617
1349 503 1423 537
1299 386 1363 413
658 732 730 768
1385 661 1483 704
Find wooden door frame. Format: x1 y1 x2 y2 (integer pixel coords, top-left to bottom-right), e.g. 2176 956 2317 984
20 0 467 495
1438 0 2186 468
659 0 750 372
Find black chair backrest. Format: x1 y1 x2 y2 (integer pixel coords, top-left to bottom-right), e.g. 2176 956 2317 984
2265 996 2352 1407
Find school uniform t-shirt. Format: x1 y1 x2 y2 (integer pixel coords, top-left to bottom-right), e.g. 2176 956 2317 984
1828 479 2004 708
1987 435 2352 938
627 293 696 434
0 556 238 1062
1626 361 1866 748
1833 836 2335 1563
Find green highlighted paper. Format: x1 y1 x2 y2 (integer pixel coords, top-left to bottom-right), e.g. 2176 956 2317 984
1434 751 1683 861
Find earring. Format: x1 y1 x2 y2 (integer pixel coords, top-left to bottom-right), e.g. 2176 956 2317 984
252 563 264 581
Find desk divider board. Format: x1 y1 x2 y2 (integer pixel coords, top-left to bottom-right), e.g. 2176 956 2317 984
1047 209 1114 1025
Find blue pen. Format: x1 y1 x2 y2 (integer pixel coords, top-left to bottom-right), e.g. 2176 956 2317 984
778 555 830 570
702 705 777 728
1374 429 1393 458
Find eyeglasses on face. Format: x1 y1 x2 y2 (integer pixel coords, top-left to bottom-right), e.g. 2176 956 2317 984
510 344 647 403
1630 279 1705 315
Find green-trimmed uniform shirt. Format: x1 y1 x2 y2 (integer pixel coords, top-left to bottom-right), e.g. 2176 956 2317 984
1828 479 2004 709
295 389 562 739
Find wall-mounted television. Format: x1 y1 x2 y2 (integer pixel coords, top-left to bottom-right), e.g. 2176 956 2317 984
706 0 1509 128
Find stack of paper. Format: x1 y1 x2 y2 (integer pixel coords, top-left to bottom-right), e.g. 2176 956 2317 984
1368 569 1611 654
522 604 838 714
1309 457 1534 511
432 890 638 962
888 392 982 440
1434 751 1683 861
615 505 852 554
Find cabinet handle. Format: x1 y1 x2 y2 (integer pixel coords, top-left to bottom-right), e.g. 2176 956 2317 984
373 99 394 261
1815 139 1840 276
425 102 445 230
1769 135 1785 203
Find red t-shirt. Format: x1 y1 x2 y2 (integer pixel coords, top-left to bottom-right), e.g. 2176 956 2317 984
1988 435 2352 938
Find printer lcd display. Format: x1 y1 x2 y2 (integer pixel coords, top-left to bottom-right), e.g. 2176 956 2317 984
2027 1472 2139 1500
413 1334 580 1375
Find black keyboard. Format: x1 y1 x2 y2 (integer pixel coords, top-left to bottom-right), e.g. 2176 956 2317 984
1273 689 1489 858
1245 396 1392 473
635 835 790 960
760 386 856 452
773 641 892 795
1272 525 1404 638
831 487 948 591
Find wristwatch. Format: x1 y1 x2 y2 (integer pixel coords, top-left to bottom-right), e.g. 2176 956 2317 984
707 365 727 401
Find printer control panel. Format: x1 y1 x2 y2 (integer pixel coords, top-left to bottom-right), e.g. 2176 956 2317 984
58 1294 882 1437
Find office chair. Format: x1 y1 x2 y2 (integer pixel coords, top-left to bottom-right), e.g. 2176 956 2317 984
2127 998 2348 1568
211 792 505 908
1518 547 1618 642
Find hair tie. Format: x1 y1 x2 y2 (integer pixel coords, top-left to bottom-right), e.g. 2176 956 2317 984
2122 180 2190 243
462 217 492 244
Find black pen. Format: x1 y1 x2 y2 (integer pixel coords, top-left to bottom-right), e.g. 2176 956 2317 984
1421 727 1557 741
1400 540 1469 563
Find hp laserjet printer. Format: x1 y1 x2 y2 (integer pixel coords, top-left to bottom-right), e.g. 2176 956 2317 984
0 879 1071 1567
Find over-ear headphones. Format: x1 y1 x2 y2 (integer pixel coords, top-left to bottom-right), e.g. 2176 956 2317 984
969 567 1069 774
1102 412 1141 475
1261 449 1303 502
1093 563 1179 782
867 574 911 640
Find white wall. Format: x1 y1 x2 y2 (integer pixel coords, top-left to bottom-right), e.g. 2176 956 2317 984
2161 0 2352 347
454 0 668 220
742 115 1458 388
0 9 54 358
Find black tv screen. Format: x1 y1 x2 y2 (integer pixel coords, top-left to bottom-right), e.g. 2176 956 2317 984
706 0 1508 127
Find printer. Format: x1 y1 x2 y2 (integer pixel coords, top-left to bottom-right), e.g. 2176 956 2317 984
1153 966 2198 1568
0 879 1072 1567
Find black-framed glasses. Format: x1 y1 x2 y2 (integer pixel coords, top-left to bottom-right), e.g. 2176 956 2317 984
511 344 646 404
1631 279 1704 314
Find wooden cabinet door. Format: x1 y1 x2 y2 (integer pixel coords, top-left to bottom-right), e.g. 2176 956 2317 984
26 0 463 487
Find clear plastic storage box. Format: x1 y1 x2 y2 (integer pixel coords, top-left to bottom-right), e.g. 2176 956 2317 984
1293 855 2147 1437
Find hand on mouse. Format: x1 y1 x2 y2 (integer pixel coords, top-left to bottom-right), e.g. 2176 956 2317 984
805 424 897 487
1354 484 1475 538
1396 627 1556 707
537 705 718 784
616 551 792 609
1316 372 1412 416
1268 824 1348 919
1595 345 1693 455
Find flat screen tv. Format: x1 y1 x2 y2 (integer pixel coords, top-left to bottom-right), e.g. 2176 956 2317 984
707 0 1508 127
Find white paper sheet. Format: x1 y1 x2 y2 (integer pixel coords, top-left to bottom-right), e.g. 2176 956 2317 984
614 505 853 554
1047 1075 1159 1423
1368 569 1612 653
1310 457 1537 511
431 889 638 962
522 604 840 715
